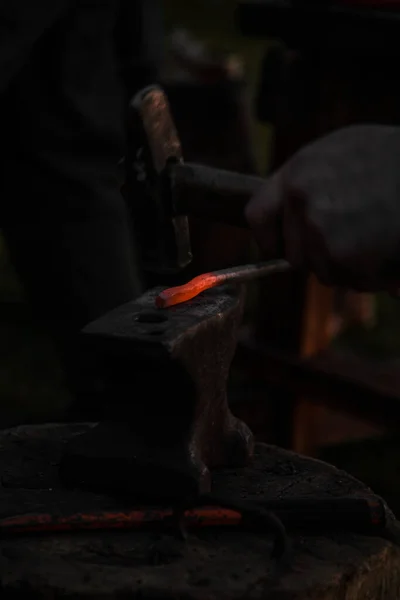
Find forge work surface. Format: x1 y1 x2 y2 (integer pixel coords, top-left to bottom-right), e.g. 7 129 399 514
0 424 399 599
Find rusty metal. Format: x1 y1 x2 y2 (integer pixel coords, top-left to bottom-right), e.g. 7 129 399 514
0 496 387 548
124 85 266 275
125 85 192 275
60 284 254 500
65 85 264 500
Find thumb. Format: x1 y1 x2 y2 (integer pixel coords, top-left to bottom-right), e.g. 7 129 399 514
245 170 284 257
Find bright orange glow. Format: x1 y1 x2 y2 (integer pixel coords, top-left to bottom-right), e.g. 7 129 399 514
0 507 242 534
155 272 219 308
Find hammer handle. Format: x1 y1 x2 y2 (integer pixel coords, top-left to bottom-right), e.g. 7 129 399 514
172 162 265 228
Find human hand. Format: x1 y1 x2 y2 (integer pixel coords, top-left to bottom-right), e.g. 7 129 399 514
246 125 400 292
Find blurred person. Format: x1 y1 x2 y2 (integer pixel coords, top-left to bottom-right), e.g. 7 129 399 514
0 0 164 417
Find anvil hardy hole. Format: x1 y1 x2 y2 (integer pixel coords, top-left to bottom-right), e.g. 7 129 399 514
135 311 168 324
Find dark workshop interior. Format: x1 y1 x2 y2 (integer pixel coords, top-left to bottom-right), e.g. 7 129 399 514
2 1 400 597
1 0 399 501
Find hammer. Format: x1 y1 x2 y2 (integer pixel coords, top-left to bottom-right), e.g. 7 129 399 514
123 85 270 275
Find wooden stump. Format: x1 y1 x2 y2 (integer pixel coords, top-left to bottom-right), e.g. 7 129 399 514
0 423 399 599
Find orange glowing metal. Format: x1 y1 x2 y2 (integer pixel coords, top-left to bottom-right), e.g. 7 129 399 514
155 272 219 308
0 507 242 535
155 260 290 309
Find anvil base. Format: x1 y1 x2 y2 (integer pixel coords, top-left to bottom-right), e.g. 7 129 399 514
59 285 254 500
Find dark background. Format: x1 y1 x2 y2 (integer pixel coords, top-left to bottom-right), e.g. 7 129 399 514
0 0 400 509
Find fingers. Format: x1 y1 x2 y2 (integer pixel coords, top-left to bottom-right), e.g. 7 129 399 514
282 185 307 269
245 170 284 258
246 126 400 293
245 166 379 290
248 179 345 287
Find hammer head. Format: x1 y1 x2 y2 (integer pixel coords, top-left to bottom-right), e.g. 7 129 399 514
124 85 192 276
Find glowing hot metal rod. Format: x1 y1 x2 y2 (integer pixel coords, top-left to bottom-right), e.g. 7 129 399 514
155 260 290 308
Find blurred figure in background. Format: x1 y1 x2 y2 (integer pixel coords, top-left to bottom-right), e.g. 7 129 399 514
0 0 164 417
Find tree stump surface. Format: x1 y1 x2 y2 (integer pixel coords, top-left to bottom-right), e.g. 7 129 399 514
0 423 399 599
